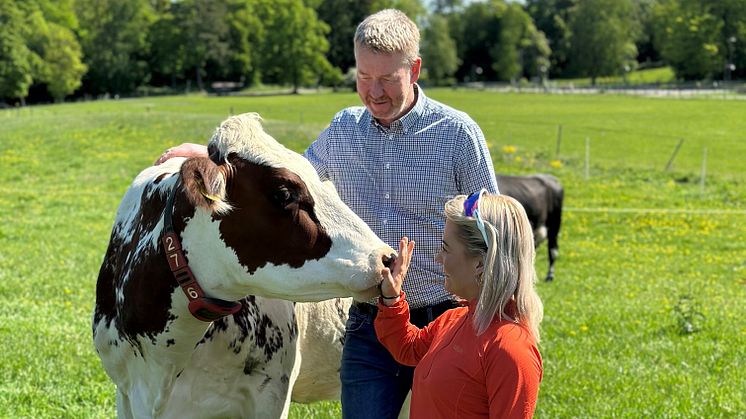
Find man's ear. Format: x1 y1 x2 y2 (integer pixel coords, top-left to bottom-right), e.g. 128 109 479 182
410 57 422 84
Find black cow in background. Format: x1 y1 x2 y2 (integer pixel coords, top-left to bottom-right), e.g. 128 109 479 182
497 174 564 281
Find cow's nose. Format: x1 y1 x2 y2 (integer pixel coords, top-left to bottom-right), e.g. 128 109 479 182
382 253 397 268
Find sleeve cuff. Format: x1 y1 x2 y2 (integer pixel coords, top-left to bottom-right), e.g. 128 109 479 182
377 292 408 312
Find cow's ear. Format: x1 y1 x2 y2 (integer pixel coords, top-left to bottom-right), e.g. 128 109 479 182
180 156 230 214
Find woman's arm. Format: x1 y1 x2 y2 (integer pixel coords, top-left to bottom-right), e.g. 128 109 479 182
374 237 437 365
484 326 543 419
374 296 438 366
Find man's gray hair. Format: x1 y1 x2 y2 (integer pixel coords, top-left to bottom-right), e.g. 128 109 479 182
354 9 420 66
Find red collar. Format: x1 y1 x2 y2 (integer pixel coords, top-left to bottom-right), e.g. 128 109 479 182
161 179 242 322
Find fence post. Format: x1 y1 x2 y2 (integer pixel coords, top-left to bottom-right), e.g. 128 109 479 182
665 138 685 171
585 137 590 180
555 124 562 158
700 147 707 196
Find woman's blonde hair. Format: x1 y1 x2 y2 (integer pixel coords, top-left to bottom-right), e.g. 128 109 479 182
354 9 420 66
444 193 543 341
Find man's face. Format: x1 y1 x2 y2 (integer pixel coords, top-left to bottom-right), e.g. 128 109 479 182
355 48 420 127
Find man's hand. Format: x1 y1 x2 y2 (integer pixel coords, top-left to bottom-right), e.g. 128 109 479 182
154 143 208 165
380 237 414 306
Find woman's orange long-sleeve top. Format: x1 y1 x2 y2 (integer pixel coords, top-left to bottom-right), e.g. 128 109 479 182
374 296 542 419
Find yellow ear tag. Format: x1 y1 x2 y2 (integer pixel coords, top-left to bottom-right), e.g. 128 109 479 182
201 192 221 202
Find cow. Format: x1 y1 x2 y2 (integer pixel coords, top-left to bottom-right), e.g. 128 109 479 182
497 174 564 281
93 113 395 418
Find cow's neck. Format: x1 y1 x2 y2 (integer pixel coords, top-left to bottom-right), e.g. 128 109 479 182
164 182 242 319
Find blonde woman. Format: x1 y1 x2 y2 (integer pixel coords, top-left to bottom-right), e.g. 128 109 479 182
375 191 543 418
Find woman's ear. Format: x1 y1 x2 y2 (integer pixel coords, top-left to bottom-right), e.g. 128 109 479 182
475 258 484 278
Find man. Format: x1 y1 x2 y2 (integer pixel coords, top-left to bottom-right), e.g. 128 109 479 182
154 9 499 418
304 9 499 418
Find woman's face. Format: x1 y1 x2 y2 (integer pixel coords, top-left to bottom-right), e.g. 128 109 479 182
435 220 482 301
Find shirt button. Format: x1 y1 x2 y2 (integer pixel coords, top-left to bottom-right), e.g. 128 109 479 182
388 134 394 140
384 193 390 199
382 219 388 225
385 163 390 169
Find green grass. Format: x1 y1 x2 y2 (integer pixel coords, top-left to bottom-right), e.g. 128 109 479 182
1 90 744 417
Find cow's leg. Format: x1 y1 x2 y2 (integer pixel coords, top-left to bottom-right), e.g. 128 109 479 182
546 246 557 281
116 389 134 419
545 207 562 282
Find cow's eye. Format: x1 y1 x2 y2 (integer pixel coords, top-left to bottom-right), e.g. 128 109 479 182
271 186 296 207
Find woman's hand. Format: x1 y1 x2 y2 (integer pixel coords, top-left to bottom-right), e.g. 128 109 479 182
380 237 414 306
154 143 208 165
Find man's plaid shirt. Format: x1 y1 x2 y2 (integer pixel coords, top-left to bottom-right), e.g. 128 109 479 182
304 86 499 309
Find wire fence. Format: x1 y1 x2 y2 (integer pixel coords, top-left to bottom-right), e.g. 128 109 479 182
459 81 746 100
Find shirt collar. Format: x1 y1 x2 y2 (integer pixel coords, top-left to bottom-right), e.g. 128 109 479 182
397 83 425 134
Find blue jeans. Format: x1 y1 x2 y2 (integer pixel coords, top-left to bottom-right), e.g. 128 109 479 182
340 300 458 419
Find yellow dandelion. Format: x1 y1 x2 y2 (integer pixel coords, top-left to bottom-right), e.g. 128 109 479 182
502 145 517 154
550 160 562 168
580 325 589 332
514 156 523 163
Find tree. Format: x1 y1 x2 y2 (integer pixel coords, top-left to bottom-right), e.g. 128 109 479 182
652 0 722 80
712 0 746 80
491 3 545 82
633 0 663 66
315 0 374 74
526 0 577 78
75 0 154 95
421 14 459 85
176 0 231 91
147 9 185 87
371 0 426 21
20 1 87 101
0 0 85 103
0 0 33 103
450 0 503 81
566 0 638 85
430 0 463 15
257 0 338 92
449 0 549 83
40 23 87 100
521 23 552 83
223 0 264 85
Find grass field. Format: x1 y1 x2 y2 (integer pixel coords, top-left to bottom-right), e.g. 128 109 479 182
1 89 745 418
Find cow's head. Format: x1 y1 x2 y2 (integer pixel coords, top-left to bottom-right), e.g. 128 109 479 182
174 113 393 302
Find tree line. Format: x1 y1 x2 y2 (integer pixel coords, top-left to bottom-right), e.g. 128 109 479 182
1 0 744 105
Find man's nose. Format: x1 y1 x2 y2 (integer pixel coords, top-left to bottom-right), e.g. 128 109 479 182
370 79 383 96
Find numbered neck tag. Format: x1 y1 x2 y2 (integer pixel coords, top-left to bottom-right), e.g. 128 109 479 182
161 233 241 322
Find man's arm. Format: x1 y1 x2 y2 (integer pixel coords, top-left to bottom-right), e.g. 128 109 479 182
154 143 208 165
456 122 499 195
303 125 332 181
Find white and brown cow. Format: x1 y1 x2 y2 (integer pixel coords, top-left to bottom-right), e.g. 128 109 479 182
93 113 393 418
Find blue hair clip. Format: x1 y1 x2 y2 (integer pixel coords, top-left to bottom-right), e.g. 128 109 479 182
464 189 489 245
